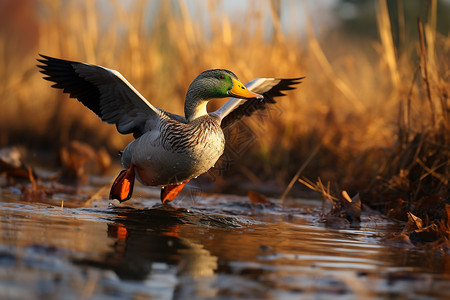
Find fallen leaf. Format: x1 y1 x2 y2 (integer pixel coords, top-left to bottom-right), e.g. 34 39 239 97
59 140 112 184
342 190 352 203
248 190 271 205
342 191 361 223
402 212 423 233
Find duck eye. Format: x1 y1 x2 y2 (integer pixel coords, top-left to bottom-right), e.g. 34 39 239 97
218 74 224 80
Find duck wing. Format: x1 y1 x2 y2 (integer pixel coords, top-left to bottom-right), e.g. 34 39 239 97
37 54 168 138
215 77 304 129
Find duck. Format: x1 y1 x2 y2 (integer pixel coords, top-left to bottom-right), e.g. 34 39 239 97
37 54 303 203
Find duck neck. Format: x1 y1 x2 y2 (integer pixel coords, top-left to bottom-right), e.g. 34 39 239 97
185 89 209 122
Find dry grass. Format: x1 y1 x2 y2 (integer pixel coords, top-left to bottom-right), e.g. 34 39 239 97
0 0 448 208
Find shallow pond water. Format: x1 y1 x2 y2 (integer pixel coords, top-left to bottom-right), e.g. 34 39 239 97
0 182 449 299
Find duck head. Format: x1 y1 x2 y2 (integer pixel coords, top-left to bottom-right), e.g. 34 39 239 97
185 69 262 121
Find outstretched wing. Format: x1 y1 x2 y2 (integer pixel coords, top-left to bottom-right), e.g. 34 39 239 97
37 54 165 138
215 77 304 129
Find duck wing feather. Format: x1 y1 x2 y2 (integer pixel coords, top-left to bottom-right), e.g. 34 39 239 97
37 54 172 138
216 77 304 129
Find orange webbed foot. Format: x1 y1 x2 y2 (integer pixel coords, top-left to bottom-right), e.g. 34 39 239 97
110 164 136 202
161 181 189 204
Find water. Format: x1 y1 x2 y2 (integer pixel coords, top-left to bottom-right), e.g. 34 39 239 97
0 185 449 299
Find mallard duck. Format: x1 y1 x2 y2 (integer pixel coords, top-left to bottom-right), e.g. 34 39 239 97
37 54 303 203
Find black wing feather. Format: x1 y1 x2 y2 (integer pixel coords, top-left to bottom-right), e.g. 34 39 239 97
221 77 304 129
37 54 163 138
37 54 103 117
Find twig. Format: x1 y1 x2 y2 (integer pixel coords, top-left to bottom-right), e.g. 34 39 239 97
280 143 320 202
417 18 436 127
298 177 337 205
416 158 448 184
28 167 37 190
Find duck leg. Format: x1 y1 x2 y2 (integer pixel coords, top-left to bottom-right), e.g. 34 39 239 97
110 164 135 202
161 180 189 204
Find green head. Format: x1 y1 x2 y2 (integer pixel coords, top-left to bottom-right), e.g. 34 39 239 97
185 69 262 121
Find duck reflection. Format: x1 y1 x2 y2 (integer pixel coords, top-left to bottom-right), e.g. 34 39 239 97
78 205 217 281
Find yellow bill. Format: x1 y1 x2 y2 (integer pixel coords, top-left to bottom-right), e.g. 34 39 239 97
228 78 263 100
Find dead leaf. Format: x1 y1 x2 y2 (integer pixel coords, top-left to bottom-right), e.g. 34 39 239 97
248 190 271 205
342 191 361 223
342 190 352 203
403 212 423 233
59 141 112 184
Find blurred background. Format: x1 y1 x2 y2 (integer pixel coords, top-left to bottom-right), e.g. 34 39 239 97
0 0 448 195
